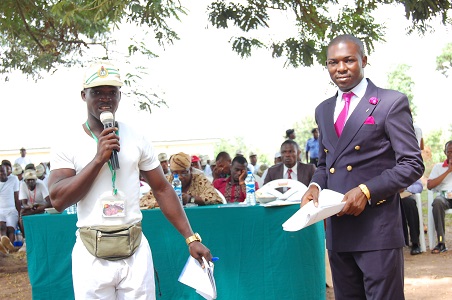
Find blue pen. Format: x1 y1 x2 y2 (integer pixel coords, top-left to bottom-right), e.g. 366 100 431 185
211 257 220 262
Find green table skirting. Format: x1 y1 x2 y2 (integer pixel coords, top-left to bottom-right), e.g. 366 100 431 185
24 204 325 299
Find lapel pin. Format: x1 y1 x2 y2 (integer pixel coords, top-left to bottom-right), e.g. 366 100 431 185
366 108 369 112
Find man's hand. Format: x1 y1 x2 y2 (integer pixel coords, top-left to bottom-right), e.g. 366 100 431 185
238 169 247 185
301 185 320 207
337 187 368 217
188 242 213 268
95 126 120 164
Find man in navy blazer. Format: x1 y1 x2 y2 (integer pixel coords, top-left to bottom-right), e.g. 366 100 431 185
264 139 315 187
301 35 424 299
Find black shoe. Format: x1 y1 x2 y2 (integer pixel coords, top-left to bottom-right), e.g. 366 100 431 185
431 243 447 254
410 244 421 255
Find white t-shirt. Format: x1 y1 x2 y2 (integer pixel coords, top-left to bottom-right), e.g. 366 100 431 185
14 156 32 170
429 162 452 192
19 181 49 206
0 175 20 209
51 121 160 227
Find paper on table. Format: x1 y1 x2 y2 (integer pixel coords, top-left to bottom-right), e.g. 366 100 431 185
282 189 345 232
261 199 301 207
178 256 217 300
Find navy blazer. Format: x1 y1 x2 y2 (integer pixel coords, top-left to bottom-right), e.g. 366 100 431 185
312 79 424 252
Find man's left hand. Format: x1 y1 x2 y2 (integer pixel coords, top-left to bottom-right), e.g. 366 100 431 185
337 187 368 217
188 242 212 268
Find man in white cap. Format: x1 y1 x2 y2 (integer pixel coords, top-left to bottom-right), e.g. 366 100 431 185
248 151 260 174
157 153 171 176
18 169 52 252
12 163 24 182
48 61 212 299
36 163 48 188
0 163 20 254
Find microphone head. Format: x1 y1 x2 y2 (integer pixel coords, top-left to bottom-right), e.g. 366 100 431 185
100 111 114 125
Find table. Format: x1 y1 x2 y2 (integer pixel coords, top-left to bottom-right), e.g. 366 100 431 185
23 204 326 299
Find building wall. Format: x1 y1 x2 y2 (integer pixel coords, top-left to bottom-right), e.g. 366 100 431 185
0 138 219 167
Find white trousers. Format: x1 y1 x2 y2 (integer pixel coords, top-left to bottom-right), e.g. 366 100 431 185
72 232 155 300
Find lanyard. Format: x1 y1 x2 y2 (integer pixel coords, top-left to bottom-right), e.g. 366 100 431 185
85 121 118 195
28 188 37 205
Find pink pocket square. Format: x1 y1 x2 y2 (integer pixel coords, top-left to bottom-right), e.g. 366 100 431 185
364 116 375 124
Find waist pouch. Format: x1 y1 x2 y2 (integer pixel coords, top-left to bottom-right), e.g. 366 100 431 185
79 223 142 261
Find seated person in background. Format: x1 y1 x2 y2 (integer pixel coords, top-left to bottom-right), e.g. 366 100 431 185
213 156 259 203
427 140 452 254
400 179 423 255
254 164 268 189
264 140 316 187
36 163 48 188
274 152 282 165
140 152 222 208
0 163 20 254
12 163 24 182
19 169 52 251
212 151 231 181
158 153 171 176
1 160 13 176
208 159 216 181
201 155 213 182
191 155 202 171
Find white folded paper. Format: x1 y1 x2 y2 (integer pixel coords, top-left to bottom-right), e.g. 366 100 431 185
178 256 217 300
282 189 345 232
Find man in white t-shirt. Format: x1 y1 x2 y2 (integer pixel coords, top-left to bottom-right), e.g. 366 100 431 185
427 140 452 254
48 61 213 299
14 148 32 170
19 169 51 246
0 163 20 253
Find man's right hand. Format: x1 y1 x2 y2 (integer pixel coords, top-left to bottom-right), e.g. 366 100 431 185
301 185 320 207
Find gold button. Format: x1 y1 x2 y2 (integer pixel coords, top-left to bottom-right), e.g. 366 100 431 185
347 165 352 171
329 168 335 174
355 145 361 150
324 149 329 153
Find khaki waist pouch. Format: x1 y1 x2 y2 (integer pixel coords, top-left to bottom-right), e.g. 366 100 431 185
79 223 142 261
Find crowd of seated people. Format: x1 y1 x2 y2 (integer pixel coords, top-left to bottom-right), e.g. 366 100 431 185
0 158 51 254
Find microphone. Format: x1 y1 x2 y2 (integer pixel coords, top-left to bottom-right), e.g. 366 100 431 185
100 111 120 170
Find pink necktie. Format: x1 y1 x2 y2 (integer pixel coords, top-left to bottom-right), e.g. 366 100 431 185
335 92 354 137
287 168 293 179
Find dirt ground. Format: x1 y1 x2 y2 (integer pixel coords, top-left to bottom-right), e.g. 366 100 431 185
1 233 452 300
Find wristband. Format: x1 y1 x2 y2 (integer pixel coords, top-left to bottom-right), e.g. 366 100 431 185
358 184 371 200
185 233 202 245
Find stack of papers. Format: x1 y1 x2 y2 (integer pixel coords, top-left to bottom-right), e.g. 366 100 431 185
178 256 217 299
282 189 345 231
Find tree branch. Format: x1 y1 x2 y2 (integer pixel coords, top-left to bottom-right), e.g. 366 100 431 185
15 0 45 51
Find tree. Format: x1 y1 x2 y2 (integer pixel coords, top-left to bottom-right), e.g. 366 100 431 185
386 64 417 116
0 0 185 78
2 1 451 78
436 42 452 77
207 0 451 68
293 115 317 158
0 0 185 113
214 137 271 165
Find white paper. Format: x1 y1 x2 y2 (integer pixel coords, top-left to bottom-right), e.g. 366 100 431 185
178 256 217 299
282 189 345 232
261 199 301 207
